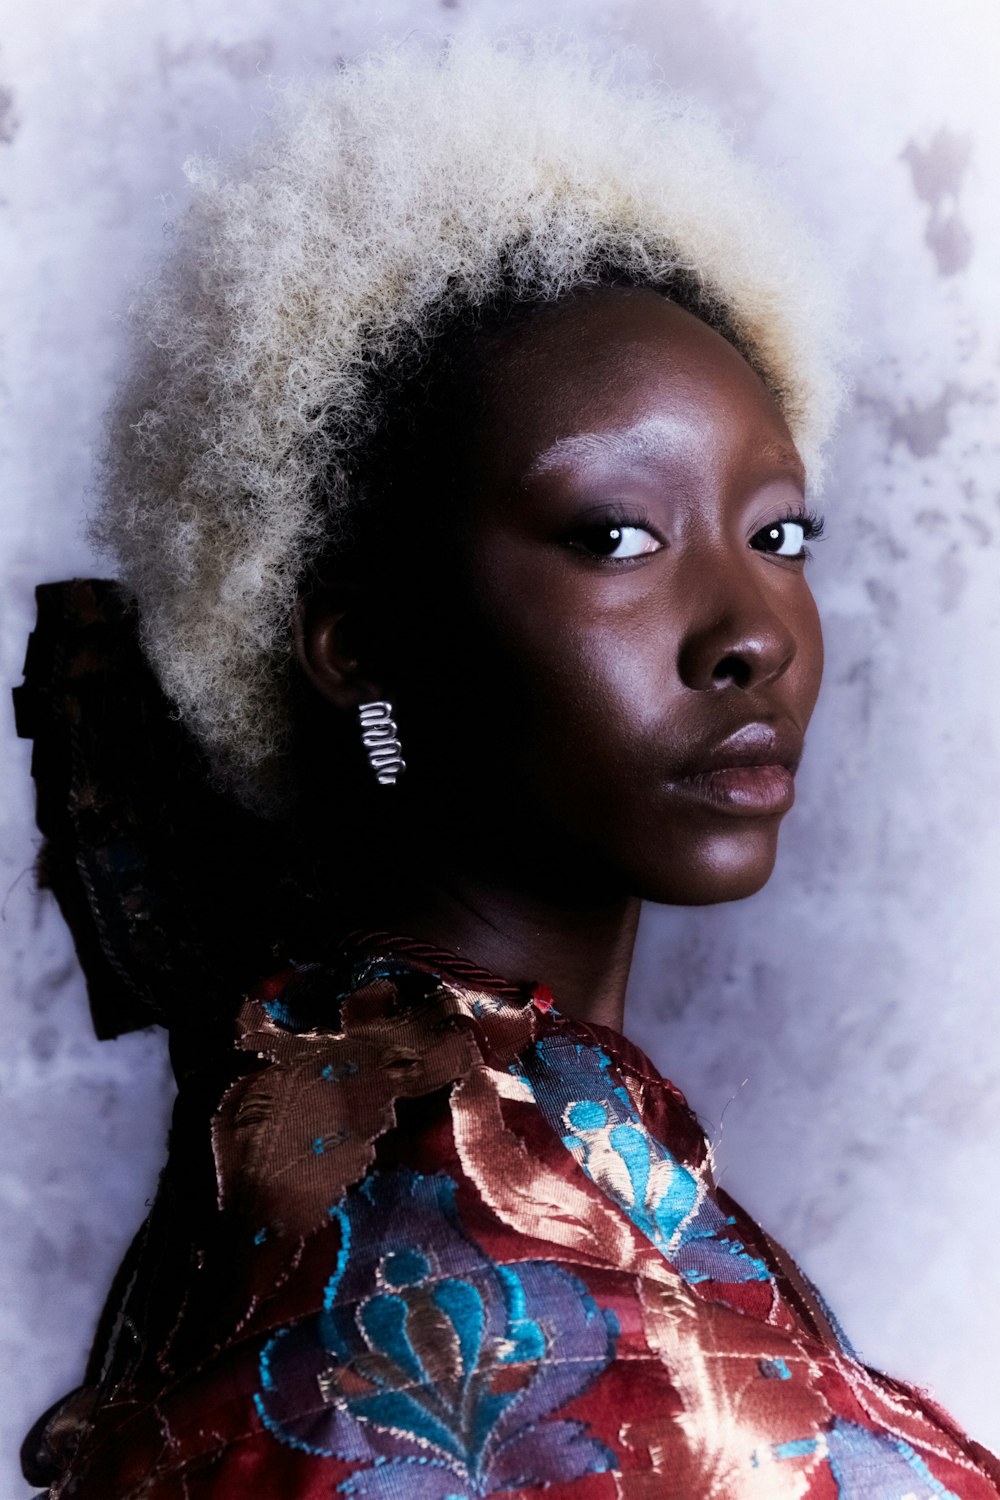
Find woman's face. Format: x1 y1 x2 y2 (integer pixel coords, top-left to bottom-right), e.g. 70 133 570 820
360 286 825 906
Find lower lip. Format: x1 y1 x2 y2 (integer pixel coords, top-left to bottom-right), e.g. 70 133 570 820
669 765 795 817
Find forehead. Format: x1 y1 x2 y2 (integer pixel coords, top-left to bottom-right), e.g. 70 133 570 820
468 286 804 493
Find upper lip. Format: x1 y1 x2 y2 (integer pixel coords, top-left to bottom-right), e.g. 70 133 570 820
672 721 803 779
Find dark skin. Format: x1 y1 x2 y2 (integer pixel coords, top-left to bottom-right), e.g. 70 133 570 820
296 287 824 1031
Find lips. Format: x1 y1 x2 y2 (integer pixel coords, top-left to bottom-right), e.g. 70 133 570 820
667 721 802 817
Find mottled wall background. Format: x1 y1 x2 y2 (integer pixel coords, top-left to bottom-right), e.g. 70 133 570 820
3 0 999 1489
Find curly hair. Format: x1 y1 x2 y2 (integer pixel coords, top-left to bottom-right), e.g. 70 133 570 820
94 33 846 810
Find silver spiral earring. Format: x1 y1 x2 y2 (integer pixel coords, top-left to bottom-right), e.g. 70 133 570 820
358 700 406 786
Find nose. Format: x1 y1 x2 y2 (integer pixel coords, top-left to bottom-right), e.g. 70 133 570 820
675 562 796 693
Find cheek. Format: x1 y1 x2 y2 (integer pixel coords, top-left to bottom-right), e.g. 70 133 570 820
398 557 666 811
792 589 824 720
476 589 673 809
547 625 665 757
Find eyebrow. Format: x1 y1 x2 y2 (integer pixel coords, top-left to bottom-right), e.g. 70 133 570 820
755 440 807 484
525 431 652 478
526 429 807 484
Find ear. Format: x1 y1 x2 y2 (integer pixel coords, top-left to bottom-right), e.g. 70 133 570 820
293 586 385 712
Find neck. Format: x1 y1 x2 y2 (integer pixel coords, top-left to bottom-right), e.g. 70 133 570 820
337 837 640 1031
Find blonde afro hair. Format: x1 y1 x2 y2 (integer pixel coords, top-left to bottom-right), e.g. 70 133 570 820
95 33 845 810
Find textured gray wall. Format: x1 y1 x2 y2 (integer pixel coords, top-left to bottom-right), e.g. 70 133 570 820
3 0 999 1490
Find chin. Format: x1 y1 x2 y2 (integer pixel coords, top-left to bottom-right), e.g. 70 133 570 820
639 819 783 906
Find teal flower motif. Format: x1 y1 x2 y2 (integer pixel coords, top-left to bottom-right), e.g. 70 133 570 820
516 1034 773 1286
256 1170 618 1497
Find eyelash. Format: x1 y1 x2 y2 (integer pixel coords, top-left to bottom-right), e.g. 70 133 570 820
564 507 827 563
752 509 826 561
562 506 665 562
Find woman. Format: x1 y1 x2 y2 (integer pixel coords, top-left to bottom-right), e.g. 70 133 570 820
16 34 1000 1499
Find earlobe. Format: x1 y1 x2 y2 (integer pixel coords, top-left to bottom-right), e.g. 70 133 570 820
292 591 384 712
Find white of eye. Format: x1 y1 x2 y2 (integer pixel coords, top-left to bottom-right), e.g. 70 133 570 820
604 525 662 559
762 520 806 557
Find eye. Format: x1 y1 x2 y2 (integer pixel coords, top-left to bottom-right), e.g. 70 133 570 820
566 520 663 562
750 511 825 560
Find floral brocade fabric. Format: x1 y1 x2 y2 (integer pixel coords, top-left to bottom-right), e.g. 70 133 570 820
32 941 1000 1500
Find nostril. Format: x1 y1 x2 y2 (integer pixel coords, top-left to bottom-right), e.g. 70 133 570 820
711 653 752 689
